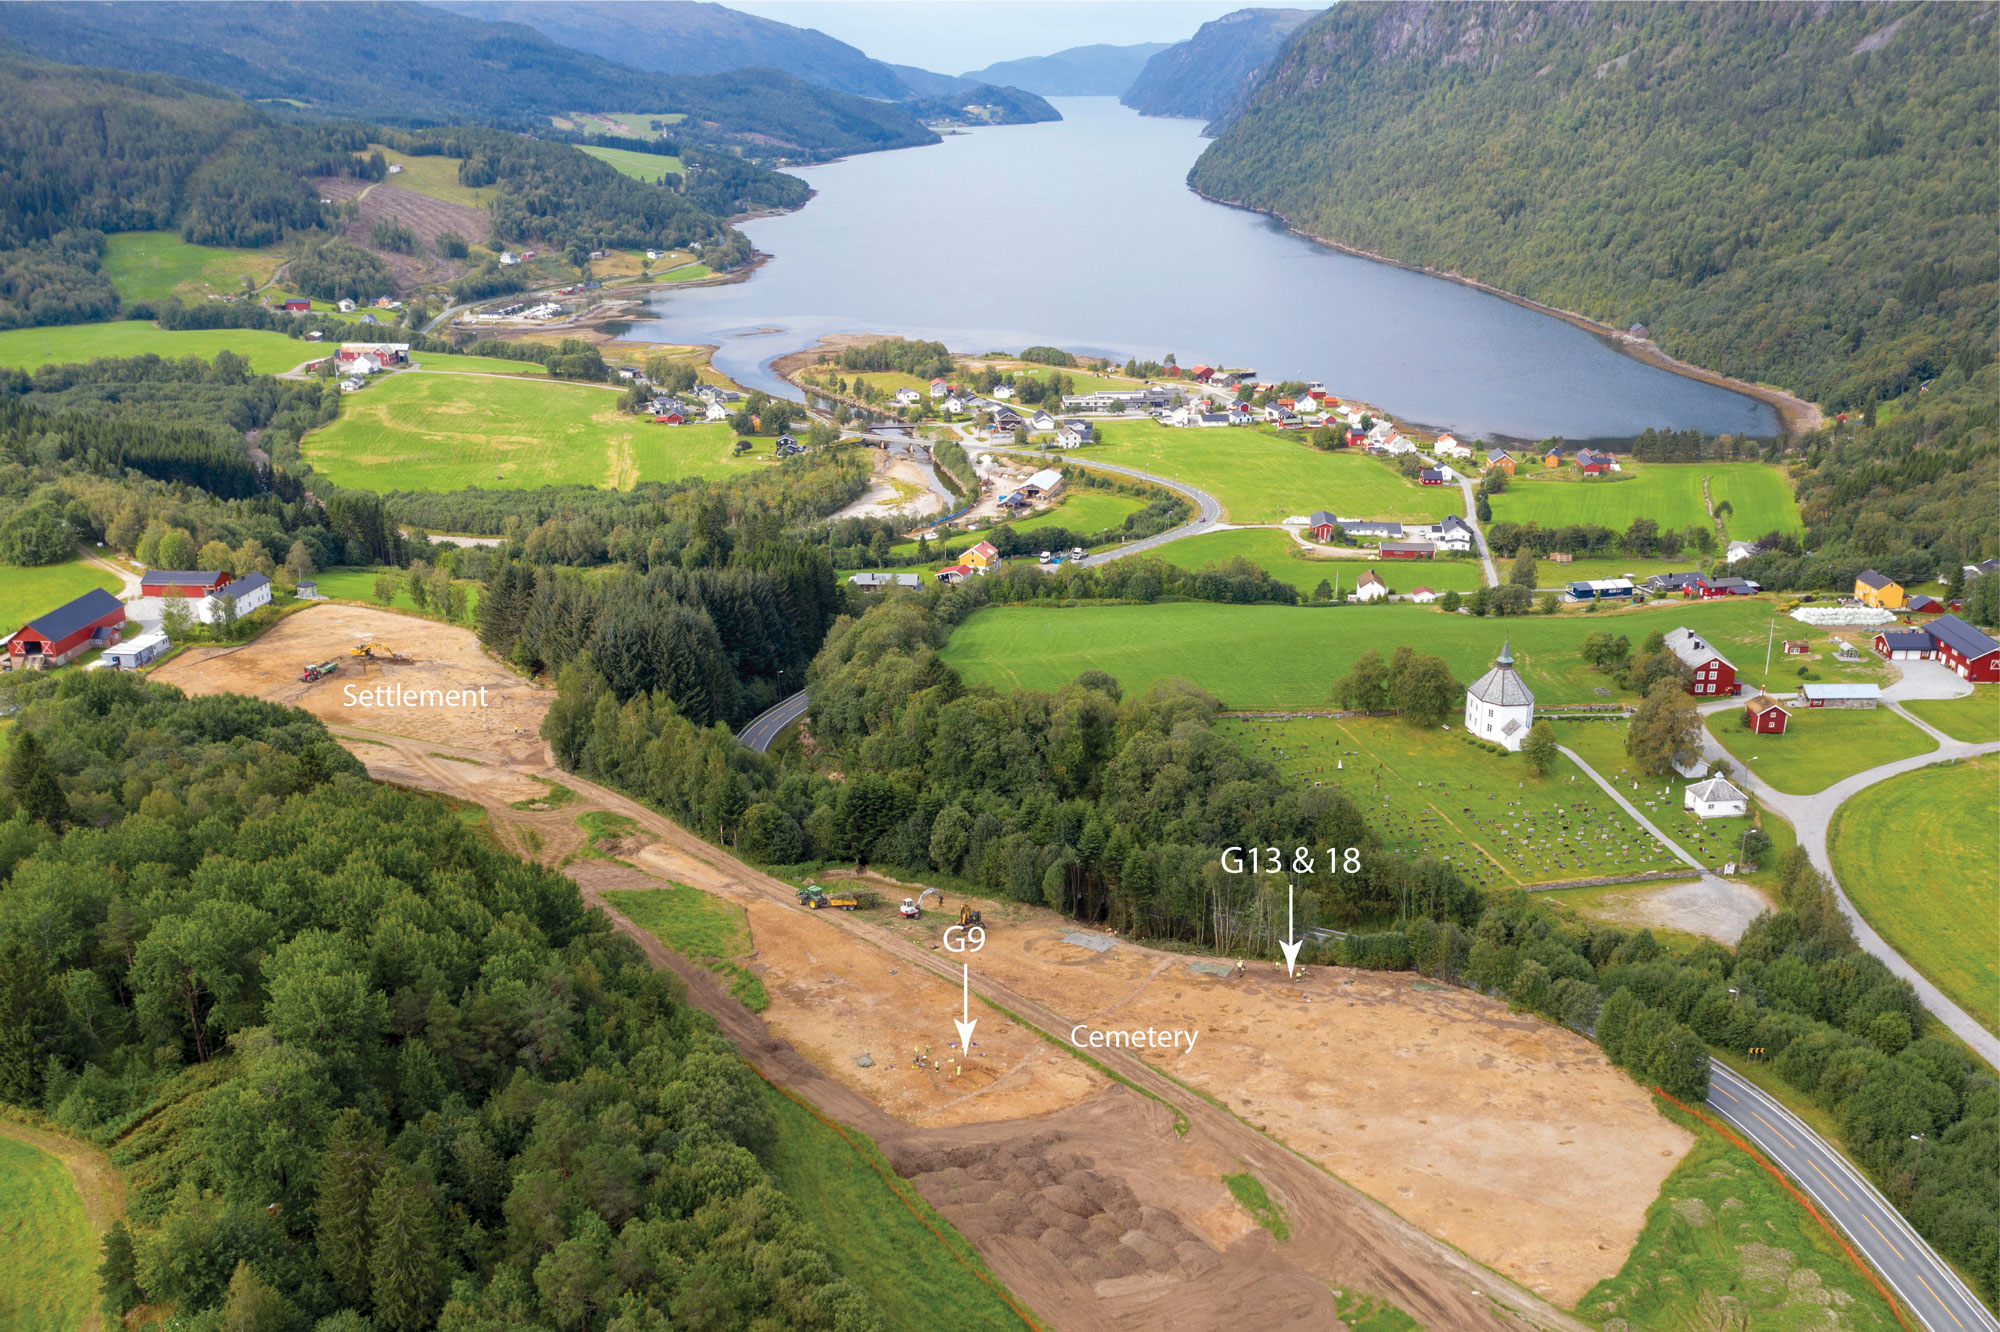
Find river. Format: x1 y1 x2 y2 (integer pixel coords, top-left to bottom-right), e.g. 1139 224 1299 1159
619 97 1778 443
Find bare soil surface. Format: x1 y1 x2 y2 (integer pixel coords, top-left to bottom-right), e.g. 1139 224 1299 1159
314 177 481 293
156 606 1683 1332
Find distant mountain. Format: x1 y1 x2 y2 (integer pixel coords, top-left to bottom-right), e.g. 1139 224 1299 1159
0 1 937 159
1191 1 1997 412
909 84 1062 127
883 64 981 98
1122 8 1315 122
961 42 1172 97
432 0 914 100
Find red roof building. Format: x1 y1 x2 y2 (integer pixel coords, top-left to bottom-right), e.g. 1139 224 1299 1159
1743 694 1790 734
5 588 125 670
140 570 230 598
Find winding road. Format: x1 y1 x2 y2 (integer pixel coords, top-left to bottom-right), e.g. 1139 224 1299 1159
1703 1062 1999 1332
737 690 810 753
986 444 1224 566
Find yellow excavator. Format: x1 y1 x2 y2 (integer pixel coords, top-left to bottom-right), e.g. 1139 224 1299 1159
350 642 403 661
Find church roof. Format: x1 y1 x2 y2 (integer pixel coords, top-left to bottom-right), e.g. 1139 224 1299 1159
1466 638 1535 707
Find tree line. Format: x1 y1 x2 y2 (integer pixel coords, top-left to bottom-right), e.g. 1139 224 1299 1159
0 672 882 1332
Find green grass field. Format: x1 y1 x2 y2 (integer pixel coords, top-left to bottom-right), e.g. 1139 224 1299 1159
376 148 494 209
0 321 319 373
1083 420 1460 524
0 559 120 632
304 372 751 491
1154 528 1487 594
100 231 283 304
1830 756 1998 1035
1007 490 1147 537
1492 461 1800 538
1578 1104 1900 1332
756 1085 1036 1332
0 1133 97 1332
600 883 768 1011
1903 690 2000 743
413 356 546 377
1228 717 1680 888
311 567 481 623
578 144 686 178
940 597 1876 711
1708 705 1936 795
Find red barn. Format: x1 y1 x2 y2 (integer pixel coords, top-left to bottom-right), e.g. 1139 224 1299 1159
1743 694 1790 734
1306 510 1339 542
1344 427 1364 447
1926 615 2000 682
280 298 310 312
1189 365 1214 383
653 411 684 425
1380 541 1436 560
5 588 125 670
141 570 229 598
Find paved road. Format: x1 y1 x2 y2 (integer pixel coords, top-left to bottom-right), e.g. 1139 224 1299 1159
737 690 809 753
1457 475 1499 587
985 446 1224 566
1695 697 2000 1070
1704 1062 1999 1332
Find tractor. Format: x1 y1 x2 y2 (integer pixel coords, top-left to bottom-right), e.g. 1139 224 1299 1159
797 884 878 911
300 660 340 683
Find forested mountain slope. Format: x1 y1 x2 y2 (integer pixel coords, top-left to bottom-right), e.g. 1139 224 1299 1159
1121 8 1316 122
436 0 915 99
1191 1 1997 413
0 1 937 158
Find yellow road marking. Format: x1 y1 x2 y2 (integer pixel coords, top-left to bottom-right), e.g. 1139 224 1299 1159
1811 1160 1850 1202
1752 1111 1796 1150
1916 1272 1961 1327
1714 1083 1739 1102
1865 1214 1906 1262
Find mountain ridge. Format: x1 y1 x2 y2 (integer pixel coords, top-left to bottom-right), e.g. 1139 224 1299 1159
1122 8 1316 123
961 41 1172 97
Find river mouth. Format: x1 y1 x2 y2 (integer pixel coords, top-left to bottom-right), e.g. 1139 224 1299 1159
616 97 1779 444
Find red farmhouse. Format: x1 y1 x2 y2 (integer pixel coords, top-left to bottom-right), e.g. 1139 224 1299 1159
6 587 125 670
1925 615 2000 682
141 570 229 598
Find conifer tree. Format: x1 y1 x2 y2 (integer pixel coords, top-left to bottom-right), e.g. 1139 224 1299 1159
314 1109 388 1304
368 1163 445 1332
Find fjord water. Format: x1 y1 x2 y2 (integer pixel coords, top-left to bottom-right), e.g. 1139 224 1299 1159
624 97 1777 442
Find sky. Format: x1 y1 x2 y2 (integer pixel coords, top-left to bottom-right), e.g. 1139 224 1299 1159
728 1 1242 74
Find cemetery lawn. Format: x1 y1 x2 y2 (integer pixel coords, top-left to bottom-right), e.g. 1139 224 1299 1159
304 372 748 491
1159 529 1486 594
939 597 1880 710
1553 720 1798 886
1223 717 1681 889
1829 756 1998 1035
100 231 282 304
1082 419 1460 524
1902 690 1999 743
1491 461 1801 538
1707 706 1936 795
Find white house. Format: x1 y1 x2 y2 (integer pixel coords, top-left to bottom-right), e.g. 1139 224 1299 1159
894 387 921 405
336 298 357 314
1031 410 1057 432
100 630 172 671
1057 419 1094 448
1434 434 1471 458
1683 775 1748 820
1407 586 1440 604
929 378 949 398
1464 639 1535 751
992 383 1014 400
1352 570 1389 602
201 572 271 624
1726 540 1758 564
942 394 966 414
705 402 729 421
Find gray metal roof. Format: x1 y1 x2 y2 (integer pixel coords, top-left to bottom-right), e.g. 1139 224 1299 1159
1466 640 1534 706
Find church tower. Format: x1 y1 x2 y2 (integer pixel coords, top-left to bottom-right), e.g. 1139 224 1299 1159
1465 638 1536 752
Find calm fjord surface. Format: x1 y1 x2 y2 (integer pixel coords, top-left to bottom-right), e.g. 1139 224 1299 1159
627 97 1778 442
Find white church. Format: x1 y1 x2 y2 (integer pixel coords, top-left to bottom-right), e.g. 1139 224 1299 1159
1465 639 1536 751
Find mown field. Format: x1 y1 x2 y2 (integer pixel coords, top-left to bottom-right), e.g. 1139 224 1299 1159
1227 717 1681 888
1829 755 1998 1035
1490 461 1801 538
0 1133 96 1332
100 231 283 304
1707 705 1936 796
0 321 319 373
0 559 121 631
1578 1105 1901 1332
1154 528 1486 594
375 147 494 209
601 883 767 1011
303 372 749 491
311 567 482 622
1903 690 1999 743
578 144 686 178
1085 419 1460 524
939 597 1883 710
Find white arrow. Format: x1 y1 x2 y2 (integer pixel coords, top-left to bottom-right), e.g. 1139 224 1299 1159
1279 880 1303 979
954 962 978 1051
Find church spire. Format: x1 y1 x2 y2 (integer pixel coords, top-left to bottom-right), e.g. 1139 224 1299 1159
1497 638 1513 667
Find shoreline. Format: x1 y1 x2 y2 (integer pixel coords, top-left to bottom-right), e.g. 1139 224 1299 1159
1189 185 1824 439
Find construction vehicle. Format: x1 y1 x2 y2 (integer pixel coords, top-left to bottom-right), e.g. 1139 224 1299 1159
300 660 340 683
350 642 402 660
899 897 921 919
956 903 982 928
797 884 880 911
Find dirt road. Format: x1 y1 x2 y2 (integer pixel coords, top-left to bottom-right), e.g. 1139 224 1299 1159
152 605 1683 1332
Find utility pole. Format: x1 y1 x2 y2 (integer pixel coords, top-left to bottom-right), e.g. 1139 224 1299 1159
1764 615 1776 687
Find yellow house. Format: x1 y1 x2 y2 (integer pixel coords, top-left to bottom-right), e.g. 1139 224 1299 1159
963 540 1000 569
1855 569 1905 609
